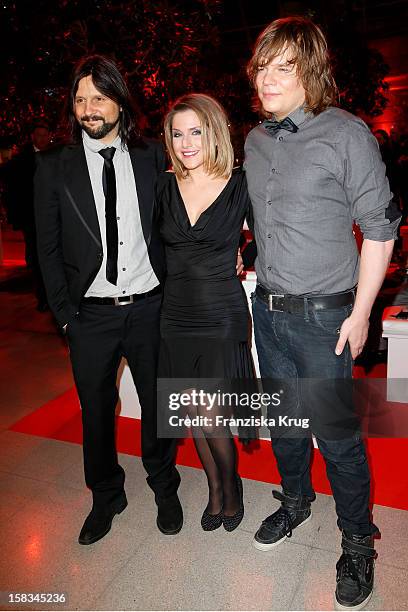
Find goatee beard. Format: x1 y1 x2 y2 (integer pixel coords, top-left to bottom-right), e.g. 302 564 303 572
81 116 120 140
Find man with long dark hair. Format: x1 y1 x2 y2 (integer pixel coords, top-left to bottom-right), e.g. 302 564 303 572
35 55 182 544
244 16 400 610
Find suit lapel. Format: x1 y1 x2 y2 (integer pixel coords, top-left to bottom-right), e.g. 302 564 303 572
62 145 102 247
129 147 154 246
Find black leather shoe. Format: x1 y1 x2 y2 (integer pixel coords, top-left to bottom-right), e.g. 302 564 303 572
157 494 183 535
253 489 312 550
78 492 128 545
335 532 377 610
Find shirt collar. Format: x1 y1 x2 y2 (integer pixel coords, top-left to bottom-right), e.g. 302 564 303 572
82 131 123 154
271 105 312 129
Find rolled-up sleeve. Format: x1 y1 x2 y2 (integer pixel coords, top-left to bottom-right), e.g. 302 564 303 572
340 120 401 241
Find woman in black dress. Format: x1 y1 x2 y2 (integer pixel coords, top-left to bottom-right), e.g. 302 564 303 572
157 94 253 532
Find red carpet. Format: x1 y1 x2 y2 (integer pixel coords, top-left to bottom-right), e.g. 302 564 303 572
10 364 408 511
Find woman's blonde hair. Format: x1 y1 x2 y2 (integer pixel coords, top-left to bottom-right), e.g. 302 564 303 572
247 16 337 116
164 93 234 179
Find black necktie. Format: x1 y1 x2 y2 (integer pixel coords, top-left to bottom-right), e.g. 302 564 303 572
263 116 298 136
99 147 118 286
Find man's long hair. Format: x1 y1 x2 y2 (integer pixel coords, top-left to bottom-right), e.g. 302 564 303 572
67 55 138 144
247 16 337 116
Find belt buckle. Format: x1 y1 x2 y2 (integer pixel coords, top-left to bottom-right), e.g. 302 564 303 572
114 295 134 306
268 294 284 312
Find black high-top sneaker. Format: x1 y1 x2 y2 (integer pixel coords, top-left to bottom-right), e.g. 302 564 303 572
335 532 377 610
253 489 312 551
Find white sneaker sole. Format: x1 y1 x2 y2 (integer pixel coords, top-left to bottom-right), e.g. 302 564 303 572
252 510 312 551
334 588 373 611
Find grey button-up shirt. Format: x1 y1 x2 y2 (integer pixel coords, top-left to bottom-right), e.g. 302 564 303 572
244 106 400 296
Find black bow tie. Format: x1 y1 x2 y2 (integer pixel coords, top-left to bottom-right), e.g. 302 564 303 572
263 117 298 136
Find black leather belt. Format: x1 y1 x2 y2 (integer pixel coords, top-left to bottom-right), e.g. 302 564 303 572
82 285 162 306
255 285 355 314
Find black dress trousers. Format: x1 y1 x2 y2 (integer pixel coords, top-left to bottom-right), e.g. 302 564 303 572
67 292 180 508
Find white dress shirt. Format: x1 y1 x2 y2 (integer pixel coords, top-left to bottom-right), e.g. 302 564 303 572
82 132 159 297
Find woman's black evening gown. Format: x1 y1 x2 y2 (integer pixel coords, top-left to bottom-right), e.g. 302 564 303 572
156 167 253 525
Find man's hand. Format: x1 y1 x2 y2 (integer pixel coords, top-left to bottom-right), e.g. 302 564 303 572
335 314 369 359
236 250 244 276
335 239 395 359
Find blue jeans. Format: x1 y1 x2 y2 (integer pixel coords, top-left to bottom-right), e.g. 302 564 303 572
252 292 377 535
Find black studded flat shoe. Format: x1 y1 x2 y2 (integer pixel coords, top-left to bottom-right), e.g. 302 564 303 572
201 507 223 531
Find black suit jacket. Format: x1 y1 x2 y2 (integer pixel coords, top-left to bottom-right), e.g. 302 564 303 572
34 138 166 328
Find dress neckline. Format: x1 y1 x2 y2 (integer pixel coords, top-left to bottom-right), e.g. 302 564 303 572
173 172 234 228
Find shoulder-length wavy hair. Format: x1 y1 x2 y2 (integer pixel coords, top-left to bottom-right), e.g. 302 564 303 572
247 16 337 117
164 93 234 179
66 55 138 145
